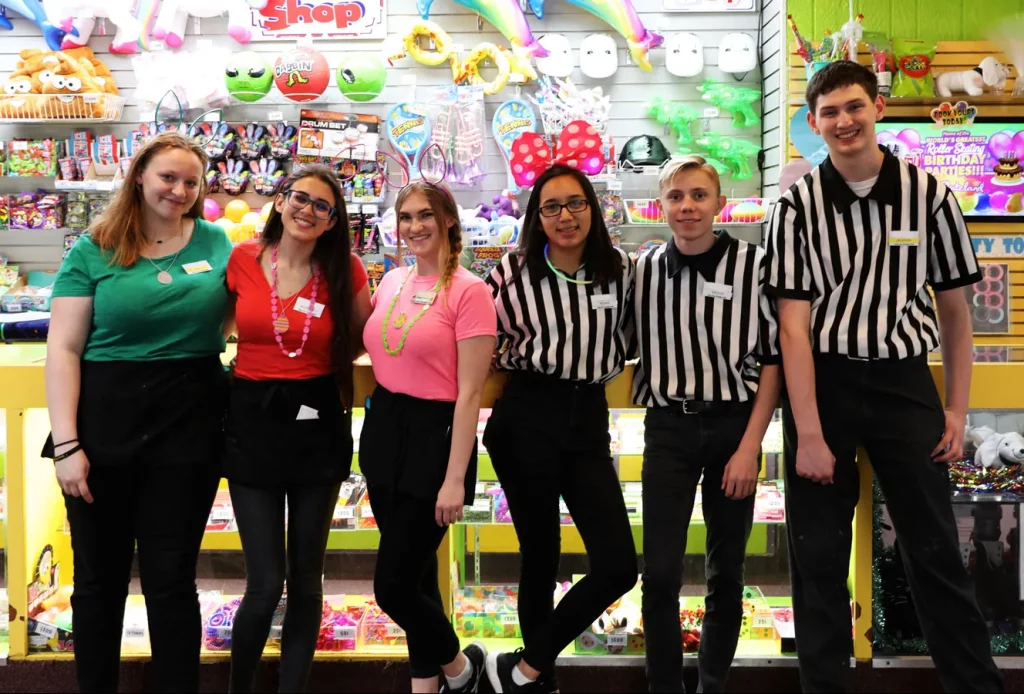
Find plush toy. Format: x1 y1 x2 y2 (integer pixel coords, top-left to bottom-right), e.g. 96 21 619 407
41 52 105 117
967 426 1024 470
0 0 67 50
936 57 1010 97
45 0 142 54
153 0 269 49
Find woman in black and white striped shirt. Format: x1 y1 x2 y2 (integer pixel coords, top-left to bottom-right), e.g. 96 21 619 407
483 164 637 693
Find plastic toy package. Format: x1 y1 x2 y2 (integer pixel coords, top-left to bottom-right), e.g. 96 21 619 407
9 192 65 230
892 39 936 98
203 596 242 651
454 585 522 639
421 86 488 187
358 600 406 648
6 139 59 177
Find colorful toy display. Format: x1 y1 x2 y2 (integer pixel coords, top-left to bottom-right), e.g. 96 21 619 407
694 133 759 180
416 0 548 63
0 0 66 50
531 0 662 71
423 86 487 186
336 54 387 103
697 79 761 129
274 45 330 103
892 39 936 98
225 52 273 102
386 103 431 180
45 0 142 54
646 97 699 152
0 48 120 120
625 199 664 224
530 76 611 136
454 586 522 639
493 99 538 194
509 120 606 188
152 0 269 49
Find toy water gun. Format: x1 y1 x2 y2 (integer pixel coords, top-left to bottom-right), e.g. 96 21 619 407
695 134 760 180
697 80 762 129
646 97 701 152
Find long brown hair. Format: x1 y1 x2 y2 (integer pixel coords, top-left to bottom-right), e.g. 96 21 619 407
260 165 355 407
394 181 462 291
90 131 208 267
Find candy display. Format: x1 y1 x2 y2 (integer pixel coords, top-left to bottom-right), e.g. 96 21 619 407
454 586 521 639
9 192 65 230
358 600 406 648
892 39 936 98
6 139 59 177
319 603 364 651
332 475 367 530
203 597 242 651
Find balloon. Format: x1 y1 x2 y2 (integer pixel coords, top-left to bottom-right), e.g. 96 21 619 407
224 199 250 224
1012 131 1024 160
989 191 1008 212
261 202 273 222
274 46 330 103
416 0 547 64
203 198 221 223
876 130 897 144
225 51 273 102
215 218 238 237
958 192 977 213
976 193 990 212
987 131 1013 161
239 211 262 241
896 128 922 152
336 54 387 103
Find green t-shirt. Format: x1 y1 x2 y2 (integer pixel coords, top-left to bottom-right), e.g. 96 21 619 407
52 218 233 361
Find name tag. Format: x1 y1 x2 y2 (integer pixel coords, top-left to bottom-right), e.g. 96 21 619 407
702 282 733 300
888 230 920 247
294 297 325 318
590 294 617 310
412 290 437 306
182 260 213 275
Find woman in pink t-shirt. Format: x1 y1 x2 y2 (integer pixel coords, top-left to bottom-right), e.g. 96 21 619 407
361 181 496 693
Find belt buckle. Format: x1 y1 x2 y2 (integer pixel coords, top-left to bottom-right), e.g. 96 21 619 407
682 400 699 415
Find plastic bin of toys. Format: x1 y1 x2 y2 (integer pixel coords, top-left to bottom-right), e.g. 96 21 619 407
453 585 522 639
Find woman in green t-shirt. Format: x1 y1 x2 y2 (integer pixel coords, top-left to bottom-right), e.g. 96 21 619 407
45 131 232 693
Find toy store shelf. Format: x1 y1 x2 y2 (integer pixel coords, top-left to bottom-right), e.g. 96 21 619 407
874 655 1024 669
201 528 380 552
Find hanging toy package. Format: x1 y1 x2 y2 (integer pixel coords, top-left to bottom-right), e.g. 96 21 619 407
421 85 487 187
891 39 936 98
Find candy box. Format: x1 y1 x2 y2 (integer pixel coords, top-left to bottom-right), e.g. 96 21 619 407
0 285 51 313
28 614 73 652
358 600 406 648
318 601 364 652
332 474 366 530
739 586 775 640
204 597 242 651
8 192 65 230
356 494 377 529
575 577 645 655
0 194 8 230
453 585 521 639
7 139 58 177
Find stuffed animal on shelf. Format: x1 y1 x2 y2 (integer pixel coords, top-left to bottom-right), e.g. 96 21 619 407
966 425 1024 469
41 52 106 118
936 57 1010 97
152 0 269 49
45 0 143 54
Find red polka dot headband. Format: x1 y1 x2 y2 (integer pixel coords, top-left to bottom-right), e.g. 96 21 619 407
509 120 607 188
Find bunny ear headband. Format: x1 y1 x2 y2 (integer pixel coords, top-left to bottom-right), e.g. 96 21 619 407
509 120 606 187
329 142 452 196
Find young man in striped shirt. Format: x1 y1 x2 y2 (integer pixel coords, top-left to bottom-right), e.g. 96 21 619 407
634 156 782 693
766 61 1002 693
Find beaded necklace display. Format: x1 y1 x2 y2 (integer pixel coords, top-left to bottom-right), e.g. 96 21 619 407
381 265 443 357
270 244 320 359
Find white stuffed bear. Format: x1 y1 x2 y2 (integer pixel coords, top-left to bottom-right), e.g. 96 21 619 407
966 425 1024 469
936 57 1009 97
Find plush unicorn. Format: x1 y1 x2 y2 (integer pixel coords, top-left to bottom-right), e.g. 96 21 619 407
152 0 268 49
46 0 143 54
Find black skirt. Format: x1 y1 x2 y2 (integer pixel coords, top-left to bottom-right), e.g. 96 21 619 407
223 374 353 487
358 384 477 504
45 357 229 468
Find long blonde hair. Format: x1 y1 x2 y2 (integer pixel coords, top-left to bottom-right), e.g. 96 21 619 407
90 131 209 267
394 181 463 291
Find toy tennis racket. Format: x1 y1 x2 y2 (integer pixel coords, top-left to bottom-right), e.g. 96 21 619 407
493 99 537 194
386 103 430 180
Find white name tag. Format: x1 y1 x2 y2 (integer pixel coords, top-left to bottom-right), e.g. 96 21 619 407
294 297 325 318
702 282 733 300
182 260 213 274
590 294 616 310
296 405 319 420
888 230 920 247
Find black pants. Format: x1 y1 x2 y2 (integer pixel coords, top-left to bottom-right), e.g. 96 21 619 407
484 371 638 673
227 481 342 693
783 353 1002 693
64 463 218 693
641 404 756 693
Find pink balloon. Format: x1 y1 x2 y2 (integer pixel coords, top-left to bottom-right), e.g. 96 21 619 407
1012 131 1024 160
876 130 897 144
203 198 221 222
897 129 922 151
987 132 1013 160
990 191 1008 212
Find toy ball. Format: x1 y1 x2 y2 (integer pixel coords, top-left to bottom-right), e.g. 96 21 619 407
336 54 386 103
215 217 238 236
225 52 274 103
990 191 1008 212
224 199 251 223
274 46 330 103
730 201 766 223
261 201 274 221
718 201 737 223
239 211 263 240
203 198 221 222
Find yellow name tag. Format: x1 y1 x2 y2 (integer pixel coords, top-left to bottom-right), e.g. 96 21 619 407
888 230 920 247
182 260 213 274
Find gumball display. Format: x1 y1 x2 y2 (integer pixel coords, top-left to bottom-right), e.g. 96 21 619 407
225 52 274 102
336 54 387 102
274 46 330 103
203 198 221 223
224 199 251 223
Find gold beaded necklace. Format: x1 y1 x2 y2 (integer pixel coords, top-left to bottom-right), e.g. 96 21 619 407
381 266 443 357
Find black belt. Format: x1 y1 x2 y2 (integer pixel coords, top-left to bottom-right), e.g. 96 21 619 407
506 369 606 392
656 399 752 416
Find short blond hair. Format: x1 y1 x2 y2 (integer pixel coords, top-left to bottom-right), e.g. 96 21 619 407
658 155 721 197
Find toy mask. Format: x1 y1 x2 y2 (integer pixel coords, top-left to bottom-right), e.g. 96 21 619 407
580 34 618 79
719 33 757 74
665 33 703 77
535 34 573 77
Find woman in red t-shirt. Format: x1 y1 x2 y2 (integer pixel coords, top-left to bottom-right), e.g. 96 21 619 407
223 164 371 692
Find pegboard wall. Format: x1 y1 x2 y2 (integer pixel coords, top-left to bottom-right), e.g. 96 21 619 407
0 0 777 271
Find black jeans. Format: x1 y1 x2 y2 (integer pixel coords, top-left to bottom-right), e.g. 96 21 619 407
227 481 341 693
641 404 756 694
783 353 1002 693
368 484 460 679
64 463 218 693
483 371 638 673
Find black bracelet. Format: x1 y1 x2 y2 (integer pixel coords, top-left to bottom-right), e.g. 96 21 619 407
53 438 79 450
53 444 83 462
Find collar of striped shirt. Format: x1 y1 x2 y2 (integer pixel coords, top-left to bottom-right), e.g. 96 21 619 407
820 145 901 211
528 254 590 286
666 230 732 281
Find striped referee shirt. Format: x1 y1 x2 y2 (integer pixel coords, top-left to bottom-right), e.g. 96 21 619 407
632 231 780 406
765 147 982 359
486 247 634 383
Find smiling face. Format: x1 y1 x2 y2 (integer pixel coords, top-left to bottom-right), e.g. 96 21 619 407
274 175 338 244
136 147 204 224
661 167 725 247
809 83 885 160
538 174 592 256
397 190 449 265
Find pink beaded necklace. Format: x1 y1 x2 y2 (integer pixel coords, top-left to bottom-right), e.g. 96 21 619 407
270 243 320 359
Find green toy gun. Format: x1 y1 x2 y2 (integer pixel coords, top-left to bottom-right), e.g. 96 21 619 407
694 133 760 180
646 97 701 152
697 79 762 129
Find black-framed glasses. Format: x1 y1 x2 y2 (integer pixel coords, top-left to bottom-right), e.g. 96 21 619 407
284 189 335 220
539 199 589 218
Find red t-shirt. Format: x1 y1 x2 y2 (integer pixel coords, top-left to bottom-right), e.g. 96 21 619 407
228 241 368 381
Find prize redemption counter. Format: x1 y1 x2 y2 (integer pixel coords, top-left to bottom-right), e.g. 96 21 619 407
2 348 1014 669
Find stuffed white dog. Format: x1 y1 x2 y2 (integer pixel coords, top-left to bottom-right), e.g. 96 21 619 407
936 57 1009 97
966 425 1024 469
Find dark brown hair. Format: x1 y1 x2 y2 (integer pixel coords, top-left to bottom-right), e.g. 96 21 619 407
261 164 355 406
805 60 879 114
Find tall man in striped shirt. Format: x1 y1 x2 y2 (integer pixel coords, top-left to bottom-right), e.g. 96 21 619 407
634 156 782 693
766 61 1002 692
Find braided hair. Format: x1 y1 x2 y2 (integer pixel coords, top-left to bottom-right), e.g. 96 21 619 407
394 181 463 295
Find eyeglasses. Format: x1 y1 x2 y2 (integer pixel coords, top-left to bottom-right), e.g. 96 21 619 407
284 189 335 220
539 199 589 218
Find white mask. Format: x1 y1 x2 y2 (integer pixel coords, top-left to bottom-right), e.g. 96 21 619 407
665 33 703 77
719 33 757 74
535 34 573 78
580 34 618 79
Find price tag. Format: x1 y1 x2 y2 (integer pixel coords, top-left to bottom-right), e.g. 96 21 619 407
360 506 375 519
12 141 27 151
606 180 623 191
204 111 222 123
210 508 232 521
270 625 283 637
216 625 232 638
334 506 356 519
475 482 486 494
471 499 491 512
558 500 570 515
385 624 404 637
124 625 146 639
499 613 519 625
268 110 284 121
361 204 378 215
606 633 628 647
334 625 357 640
83 94 100 104
703 107 720 118
753 614 774 628
33 621 58 638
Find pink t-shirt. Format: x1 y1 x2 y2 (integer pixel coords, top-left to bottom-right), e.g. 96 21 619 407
363 265 497 402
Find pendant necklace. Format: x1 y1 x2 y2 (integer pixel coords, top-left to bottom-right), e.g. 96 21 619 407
272 292 301 333
270 244 320 358
145 224 185 285
381 265 443 357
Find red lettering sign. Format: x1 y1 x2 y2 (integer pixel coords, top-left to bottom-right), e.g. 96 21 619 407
256 0 382 37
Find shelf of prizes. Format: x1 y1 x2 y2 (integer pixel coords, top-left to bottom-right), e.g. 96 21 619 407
1 340 1021 667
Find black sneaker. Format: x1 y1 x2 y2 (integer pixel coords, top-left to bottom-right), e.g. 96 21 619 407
440 642 488 693
485 650 543 693
538 670 560 693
